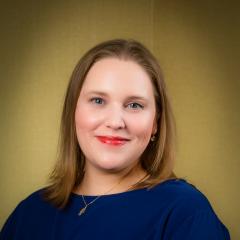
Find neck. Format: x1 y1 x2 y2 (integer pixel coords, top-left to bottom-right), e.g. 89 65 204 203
73 163 148 196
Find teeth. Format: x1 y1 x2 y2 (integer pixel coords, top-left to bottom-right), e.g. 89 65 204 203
103 139 125 144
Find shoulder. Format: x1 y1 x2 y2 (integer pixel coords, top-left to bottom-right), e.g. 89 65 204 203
6 188 55 221
147 179 230 239
16 188 53 212
150 178 210 202
0 188 55 239
149 178 214 216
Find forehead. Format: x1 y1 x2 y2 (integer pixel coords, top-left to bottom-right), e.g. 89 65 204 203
81 58 154 97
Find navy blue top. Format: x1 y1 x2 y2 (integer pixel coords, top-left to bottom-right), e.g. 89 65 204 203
0 179 230 239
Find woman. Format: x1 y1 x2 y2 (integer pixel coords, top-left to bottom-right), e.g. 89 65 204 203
0 39 230 239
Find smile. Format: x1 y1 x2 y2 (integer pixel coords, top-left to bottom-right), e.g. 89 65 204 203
96 136 130 146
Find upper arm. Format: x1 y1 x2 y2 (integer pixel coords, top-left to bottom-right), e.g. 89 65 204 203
0 201 24 240
171 209 230 240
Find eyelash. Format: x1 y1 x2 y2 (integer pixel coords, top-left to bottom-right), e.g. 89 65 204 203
127 102 144 109
89 97 144 109
90 97 104 105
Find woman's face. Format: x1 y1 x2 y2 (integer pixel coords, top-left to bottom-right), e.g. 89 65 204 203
75 58 157 174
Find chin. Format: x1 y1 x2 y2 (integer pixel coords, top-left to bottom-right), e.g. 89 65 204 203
95 158 129 173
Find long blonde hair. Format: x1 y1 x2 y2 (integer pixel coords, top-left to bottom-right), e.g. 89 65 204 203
43 39 177 208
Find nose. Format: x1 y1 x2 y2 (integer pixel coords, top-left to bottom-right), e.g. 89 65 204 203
104 106 126 130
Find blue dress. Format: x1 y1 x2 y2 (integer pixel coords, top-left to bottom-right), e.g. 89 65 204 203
0 179 230 239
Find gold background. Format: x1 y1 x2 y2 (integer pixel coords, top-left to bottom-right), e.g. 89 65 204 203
0 1 239 238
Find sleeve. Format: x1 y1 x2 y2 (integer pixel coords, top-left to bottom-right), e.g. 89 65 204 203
0 201 24 240
171 209 231 240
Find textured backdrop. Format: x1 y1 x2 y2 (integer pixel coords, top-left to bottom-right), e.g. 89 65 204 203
0 1 239 239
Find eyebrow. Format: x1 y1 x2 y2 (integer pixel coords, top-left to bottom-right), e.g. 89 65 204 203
86 91 148 102
86 91 108 97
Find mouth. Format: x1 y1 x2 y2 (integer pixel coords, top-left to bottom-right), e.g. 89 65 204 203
96 136 130 146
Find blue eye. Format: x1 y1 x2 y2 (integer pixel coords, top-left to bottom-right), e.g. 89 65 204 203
128 102 144 109
90 97 104 105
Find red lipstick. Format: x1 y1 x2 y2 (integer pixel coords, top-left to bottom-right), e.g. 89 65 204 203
96 136 129 146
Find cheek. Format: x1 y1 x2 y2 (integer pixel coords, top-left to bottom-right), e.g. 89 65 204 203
75 107 101 151
128 113 155 140
75 107 100 131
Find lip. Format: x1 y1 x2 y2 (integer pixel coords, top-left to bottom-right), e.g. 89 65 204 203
96 136 130 146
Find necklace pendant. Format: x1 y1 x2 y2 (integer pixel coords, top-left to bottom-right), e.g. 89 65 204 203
78 206 87 216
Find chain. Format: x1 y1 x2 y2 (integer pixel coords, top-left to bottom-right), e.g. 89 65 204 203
78 176 125 216
78 167 148 216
